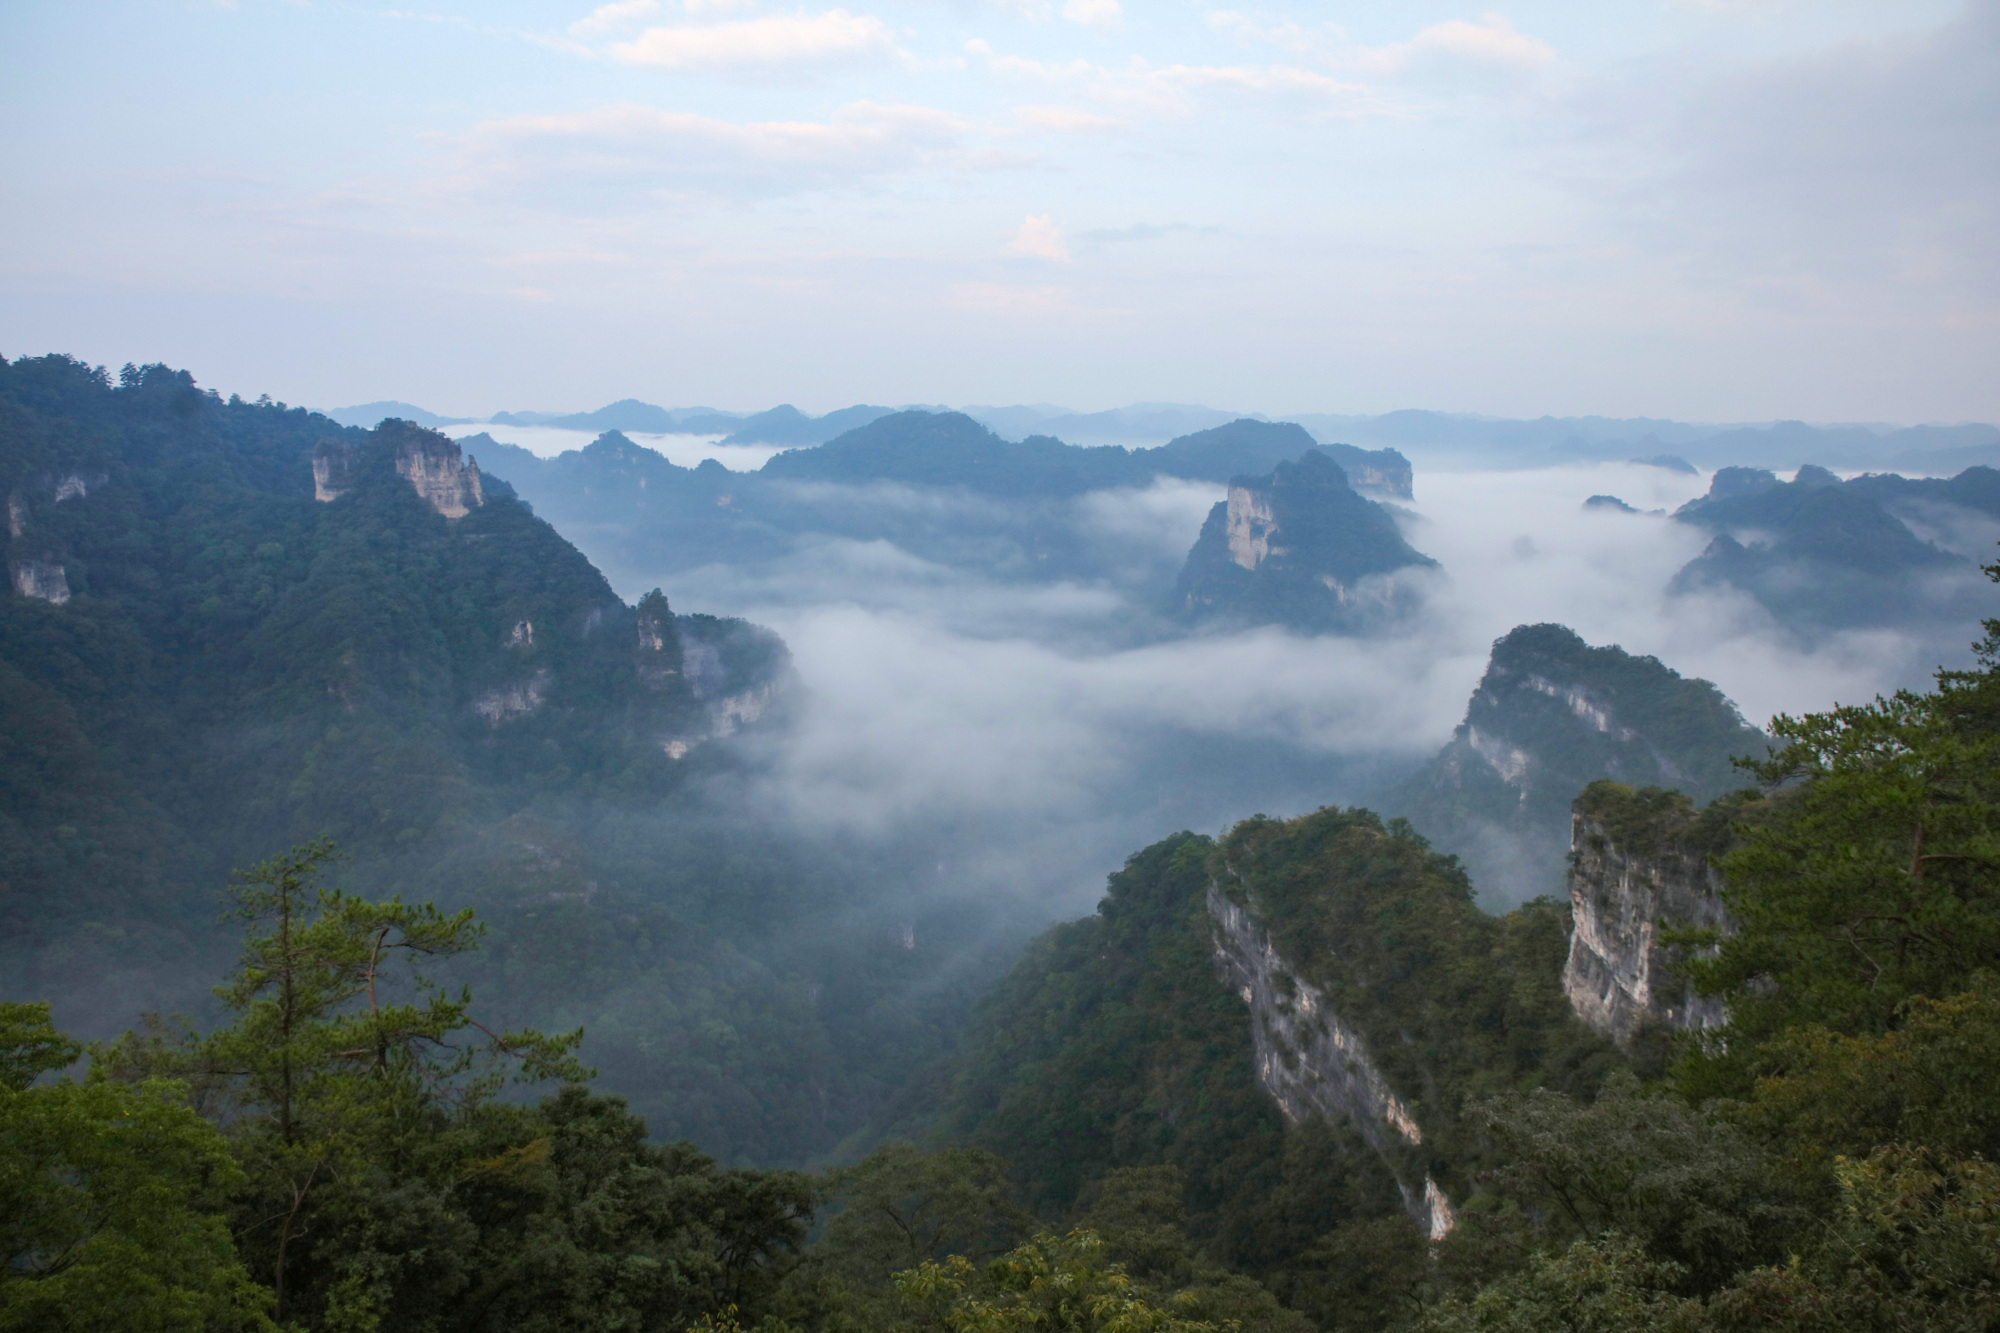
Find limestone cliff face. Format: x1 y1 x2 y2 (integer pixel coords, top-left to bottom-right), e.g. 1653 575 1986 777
314 424 484 517
1562 782 1732 1045
313 440 359 502
1205 881 1455 1239
393 432 484 518
10 558 70 605
1174 450 1437 633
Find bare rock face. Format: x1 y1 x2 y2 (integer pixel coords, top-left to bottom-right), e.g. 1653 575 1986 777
1174 450 1437 633
1562 781 1732 1045
1206 881 1456 1239
313 439 359 502
393 432 484 519
10 558 70 605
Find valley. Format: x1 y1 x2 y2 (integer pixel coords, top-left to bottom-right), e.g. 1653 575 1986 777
7 357 2000 1330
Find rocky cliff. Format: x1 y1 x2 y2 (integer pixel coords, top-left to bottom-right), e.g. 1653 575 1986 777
1173 451 1437 633
1389 624 1766 906
316 420 485 517
1562 781 1736 1045
1206 881 1454 1238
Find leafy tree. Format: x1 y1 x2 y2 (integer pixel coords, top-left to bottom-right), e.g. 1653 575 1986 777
894 1230 1227 1333
185 839 586 1324
0 1002 272 1332
1680 682 2000 1099
1465 1072 1804 1294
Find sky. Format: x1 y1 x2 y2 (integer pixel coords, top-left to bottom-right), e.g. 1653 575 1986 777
3 0 1996 422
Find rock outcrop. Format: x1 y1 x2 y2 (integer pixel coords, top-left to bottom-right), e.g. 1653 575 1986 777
313 439 359 502
10 558 70 605
314 423 485 517
392 428 485 518
1389 624 1767 906
1562 781 1734 1044
1173 451 1437 633
1206 880 1455 1239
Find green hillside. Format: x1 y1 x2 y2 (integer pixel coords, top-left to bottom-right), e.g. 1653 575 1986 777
0 356 976 1165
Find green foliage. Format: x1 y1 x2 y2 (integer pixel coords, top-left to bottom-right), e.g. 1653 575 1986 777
1466 1072 1804 1293
893 1230 1229 1333
1679 682 2000 1096
0 1005 271 1332
0 354 984 1167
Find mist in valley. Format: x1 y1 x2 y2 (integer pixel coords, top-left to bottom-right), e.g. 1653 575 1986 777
465 422 1981 933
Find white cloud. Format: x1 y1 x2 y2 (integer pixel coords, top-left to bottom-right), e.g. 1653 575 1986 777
451 99 1017 203
979 47 1370 118
1005 213 1070 260
609 9 899 71
1206 9 1323 54
570 0 661 38
1355 12 1556 75
1062 0 1121 29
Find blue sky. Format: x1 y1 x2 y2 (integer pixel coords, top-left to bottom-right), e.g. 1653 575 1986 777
3 0 1994 421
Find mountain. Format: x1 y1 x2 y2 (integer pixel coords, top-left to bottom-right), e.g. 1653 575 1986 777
1669 465 1989 630
540 399 746 434
911 810 1621 1325
323 400 470 429
1387 624 1768 906
0 357 997 1166
721 403 896 445
1172 451 1437 634
760 410 1145 498
1140 419 1413 499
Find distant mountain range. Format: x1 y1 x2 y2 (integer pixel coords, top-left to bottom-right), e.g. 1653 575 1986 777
471 412 1417 619
326 396 2000 473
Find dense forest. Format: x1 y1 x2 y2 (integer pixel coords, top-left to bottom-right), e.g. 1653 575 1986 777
0 355 1004 1166
12 604 2000 1326
7 356 2000 1330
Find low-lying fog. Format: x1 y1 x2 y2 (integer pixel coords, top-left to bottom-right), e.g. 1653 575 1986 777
473 425 1986 918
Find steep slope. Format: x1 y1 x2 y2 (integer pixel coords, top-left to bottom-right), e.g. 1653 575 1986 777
1670 465 1988 630
1561 781 1743 1050
1389 624 1767 906
1171 451 1437 633
927 809 1619 1314
0 356 978 1166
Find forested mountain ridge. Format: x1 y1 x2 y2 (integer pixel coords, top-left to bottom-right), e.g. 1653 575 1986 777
1666 463 1998 631
0 357 783 1010
1387 624 1768 905
1 356 988 1167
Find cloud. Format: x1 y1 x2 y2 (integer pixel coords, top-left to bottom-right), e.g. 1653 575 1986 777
608 9 900 72
1062 0 1121 30
1570 0 2000 301
977 47 1371 118
1005 214 1070 261
640 460 1955 916
451 99 1018 204
570 0 660 38
1353 12 1556 76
